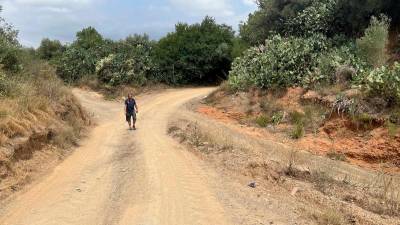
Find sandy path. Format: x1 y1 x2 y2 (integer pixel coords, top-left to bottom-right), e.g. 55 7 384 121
0 88 230 225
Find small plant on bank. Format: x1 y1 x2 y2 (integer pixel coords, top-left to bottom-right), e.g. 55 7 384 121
327 151 347 161
270 111 284 125
255 115 270 127
315 209 345 225
352 112 375 130
386 121 398 138
291 122 305 139
289 111 305 139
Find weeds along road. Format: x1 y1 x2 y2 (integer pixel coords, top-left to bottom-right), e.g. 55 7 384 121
0 88 230 225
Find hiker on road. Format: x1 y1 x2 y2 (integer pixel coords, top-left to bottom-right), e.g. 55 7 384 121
125 93 138 130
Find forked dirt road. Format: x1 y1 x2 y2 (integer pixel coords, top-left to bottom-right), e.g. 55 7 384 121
0 88 231 225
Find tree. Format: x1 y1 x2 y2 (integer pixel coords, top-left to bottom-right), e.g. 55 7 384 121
240 0 400 45
75 26 104 50
56 27 110 82
356 16 390 68
153 16 235 84
37 38 65 61
96 34 154 86
0 6 21 72
240 0 313 45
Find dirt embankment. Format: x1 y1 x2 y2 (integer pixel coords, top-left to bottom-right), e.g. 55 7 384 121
168 98 400 225
0 90 90 201
200 87 400 173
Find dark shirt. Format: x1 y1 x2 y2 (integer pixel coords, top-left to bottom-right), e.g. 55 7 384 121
125 98 136 114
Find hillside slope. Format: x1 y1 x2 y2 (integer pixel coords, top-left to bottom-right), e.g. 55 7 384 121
0 63 90 200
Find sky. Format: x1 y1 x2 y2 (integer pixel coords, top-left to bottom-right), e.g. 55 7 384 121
0 0 257 47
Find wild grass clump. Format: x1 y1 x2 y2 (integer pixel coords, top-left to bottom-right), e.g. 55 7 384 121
289 111 305 139
327 151 347 162
314 209 345 225
255 115 269 127
386 121 398 137
270 111 284 125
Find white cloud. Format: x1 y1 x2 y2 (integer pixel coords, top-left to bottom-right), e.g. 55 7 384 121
13 0 92 8
242 0 256 6
169 0 234 16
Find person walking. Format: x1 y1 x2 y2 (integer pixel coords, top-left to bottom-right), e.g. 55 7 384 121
125 93 139 130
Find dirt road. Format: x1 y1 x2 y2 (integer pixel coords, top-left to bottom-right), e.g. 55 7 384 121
0 88 230 225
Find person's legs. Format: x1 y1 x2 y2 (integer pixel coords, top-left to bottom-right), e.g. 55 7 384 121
132 114 137 130
126 113 132 129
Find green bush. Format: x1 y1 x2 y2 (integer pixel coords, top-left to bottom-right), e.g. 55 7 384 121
255 115 270 127
239 0 400 45
271 111 284 125
96 34 154 86
56 47 97 83
291 122 305 139
96 53 150 86
356 16 390 68
55 27 109 83
0 15 21 72
285 0 337 37
364 62 400 104
153 16 234 85
37 38 65 62
229 34 328 90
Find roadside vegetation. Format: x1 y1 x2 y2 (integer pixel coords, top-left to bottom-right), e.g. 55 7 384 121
0 7 89 199
202 0 400 170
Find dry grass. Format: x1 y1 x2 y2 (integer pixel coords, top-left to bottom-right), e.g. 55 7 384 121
314 209 346 225
365 172 400 216
0 61 89 166
0 61 90 200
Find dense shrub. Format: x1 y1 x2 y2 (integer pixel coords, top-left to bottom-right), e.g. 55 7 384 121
37 38 65 62
55 27 110 82
364 62 400 104
229 34 328 90
356 16 390 68
309 43 368 86
0 13 21 72
96 53 149 86
56 47 97 83
95 34 154 86
153 16 234 85
240 0 400 45
285 0 337 37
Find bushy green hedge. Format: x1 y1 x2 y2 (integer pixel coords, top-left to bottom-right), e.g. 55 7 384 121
229 34 328 90
56 47 98 83
96 52 151 86
153 16 234 85
365 62 400 104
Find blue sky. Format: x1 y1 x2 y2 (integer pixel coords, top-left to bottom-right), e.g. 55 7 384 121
0 0 257 47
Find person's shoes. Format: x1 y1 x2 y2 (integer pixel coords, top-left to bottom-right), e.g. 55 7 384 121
132 125 136 130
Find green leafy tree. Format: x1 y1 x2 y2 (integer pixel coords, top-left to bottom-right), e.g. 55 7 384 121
240 0 400 45
285 0 337 37
239 0 313 45
0 6 21 72
229 34 328 90
56 47 97 83
37 38 65 61
75 26 104 50
96 34 154 86
153 16 234 84
356 15 390 68
56 27 109 82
